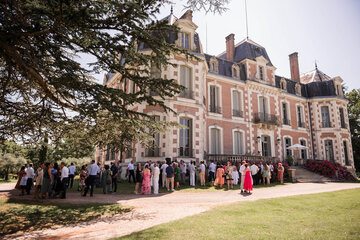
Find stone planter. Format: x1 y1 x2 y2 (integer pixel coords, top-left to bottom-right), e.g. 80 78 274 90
288 168 297 182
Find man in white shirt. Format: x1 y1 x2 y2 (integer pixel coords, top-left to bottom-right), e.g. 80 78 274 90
25 163 35 195
208 161 216 182
60 162 69 199
161 161 168 188
199 161 206 186
189 161 196 186
127 160 136 183
68 163 76 189
152 163 160 194
84 160 100 197
180 161 187 185
250 163 259 185
239 161 246 193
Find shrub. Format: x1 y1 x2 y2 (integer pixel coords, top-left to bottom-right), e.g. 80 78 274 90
304 160 356 181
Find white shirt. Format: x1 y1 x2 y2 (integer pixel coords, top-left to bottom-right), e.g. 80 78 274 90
69 166 76 175
161 164 168 174
269 164 274 172
200 164 205 173
20 176 28 186
128 163 134 170
88 163 100 176
180 164 187 173
260 164 264 173
209 163 216 173
26 167 35 178
153 167 160 178
239 165 246 175
189 164 195 173
250 164 259 175
61 166 69 180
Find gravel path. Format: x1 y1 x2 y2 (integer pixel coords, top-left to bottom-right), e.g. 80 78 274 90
2 182 360 240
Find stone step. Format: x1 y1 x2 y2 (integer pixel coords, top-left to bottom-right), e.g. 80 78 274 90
291 166 335 183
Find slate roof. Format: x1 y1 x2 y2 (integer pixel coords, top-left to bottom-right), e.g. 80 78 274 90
300 68 332 84
217 39 273 66
204 54 246 80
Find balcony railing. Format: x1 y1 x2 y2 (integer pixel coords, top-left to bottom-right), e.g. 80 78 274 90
232 109 244 117
322 121 331 128
209 105 222 114
145 147 161 157
179 89 194 99
298 121 305 128
253 112 279 125
206 154 276 163
282 118 291 125
178 147 194 158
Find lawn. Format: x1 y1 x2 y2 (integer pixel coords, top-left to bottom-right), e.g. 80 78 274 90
67 178 288 195
0 197 131 237
118 188 360 240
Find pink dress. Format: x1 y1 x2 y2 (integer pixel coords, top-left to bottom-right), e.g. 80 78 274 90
244 170 253 191
141 170 151 195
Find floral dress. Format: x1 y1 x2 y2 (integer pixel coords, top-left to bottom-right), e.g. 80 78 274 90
79 170 87 186
141 170 151 195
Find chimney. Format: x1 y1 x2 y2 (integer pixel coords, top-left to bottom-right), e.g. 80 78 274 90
225 33 235 61
289 52 300 82
180 10 193 21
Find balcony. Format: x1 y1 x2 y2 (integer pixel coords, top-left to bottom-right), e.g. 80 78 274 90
145 147 161 157
282 118 291 126
179 89 194 99
322 121 331 128
232 109 244 118
298 121 305 128
253 112 279 125
209 105 222 114
178 147 194 158
207 154 276 163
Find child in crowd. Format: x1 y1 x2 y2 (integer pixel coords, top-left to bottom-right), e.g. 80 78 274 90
19 172 28 196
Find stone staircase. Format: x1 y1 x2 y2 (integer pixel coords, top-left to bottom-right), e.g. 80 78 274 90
291 166 335 183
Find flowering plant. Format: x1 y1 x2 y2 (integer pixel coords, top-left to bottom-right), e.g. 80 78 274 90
304 160 356 181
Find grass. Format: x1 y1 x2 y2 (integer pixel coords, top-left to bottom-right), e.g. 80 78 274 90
0 197 131 236
118 188 360 240
67 178 289 195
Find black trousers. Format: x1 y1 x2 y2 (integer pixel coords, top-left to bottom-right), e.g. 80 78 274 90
84 175 96 196
69 174 74 188
26 178 33 195
252 174 258 185
112 177 117 192
61 177 69 198
128 170 135 183
209 171 215 182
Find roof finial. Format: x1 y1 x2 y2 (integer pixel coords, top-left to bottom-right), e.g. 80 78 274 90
170 5 173 15
315 60 318 70
245 0 249 40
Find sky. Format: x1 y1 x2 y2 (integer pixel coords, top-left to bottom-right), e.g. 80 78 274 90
89 0 360 91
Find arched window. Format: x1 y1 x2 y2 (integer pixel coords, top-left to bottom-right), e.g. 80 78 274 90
209 57 218 73
295 83 301 96
232 64 240 79
280 78 287 90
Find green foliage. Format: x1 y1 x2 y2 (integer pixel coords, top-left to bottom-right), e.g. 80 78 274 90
0 199 130 236
0 152 26 180
345 89 360 172
286 154 294 166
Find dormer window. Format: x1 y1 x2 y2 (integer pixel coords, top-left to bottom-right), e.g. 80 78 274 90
259 66 264 80
181 32 189 49
280 78 287 90
295 83 301 96
209 57 218 74
336 84 342 96
232 64 240 79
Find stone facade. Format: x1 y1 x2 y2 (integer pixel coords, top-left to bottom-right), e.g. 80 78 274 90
97 11 354 171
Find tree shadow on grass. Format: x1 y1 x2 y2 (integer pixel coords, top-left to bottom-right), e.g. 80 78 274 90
0 198 131 237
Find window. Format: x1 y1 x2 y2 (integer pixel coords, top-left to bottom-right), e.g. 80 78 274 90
145 116 161 157
340 108 346 128
179 66 192 98
295 83 301 96
280 78 286 90
210 128 221 154
284 137 292 157
324 140 334 161
233 131 244 155
336 85 342 96
232 91 243 117
259 96 267 115
209 57 218 73
106 147 116 161
209 85 221 113
181 32 189 49
179 118 193 157
282 103 290 125
261 135 271 157
129 80 136 94
344 141 350 166
150 64 161 96
259 66 264 80
297 106 305 128
300 140 307 159
321 106 331 128
232 64 240 79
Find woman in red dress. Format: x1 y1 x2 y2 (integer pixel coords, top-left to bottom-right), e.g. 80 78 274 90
243 163 253 194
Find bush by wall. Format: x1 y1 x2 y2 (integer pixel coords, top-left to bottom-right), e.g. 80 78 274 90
304 160 356 181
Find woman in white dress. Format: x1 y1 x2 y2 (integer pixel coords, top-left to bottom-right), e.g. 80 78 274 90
232 165 239 185
189 161 196 186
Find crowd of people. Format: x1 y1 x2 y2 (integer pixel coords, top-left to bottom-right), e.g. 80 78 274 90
14 159 286 198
